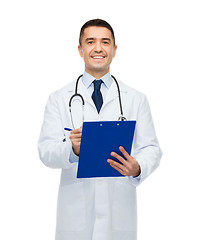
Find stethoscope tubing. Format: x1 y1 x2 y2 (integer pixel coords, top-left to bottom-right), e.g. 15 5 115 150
69 74 126 129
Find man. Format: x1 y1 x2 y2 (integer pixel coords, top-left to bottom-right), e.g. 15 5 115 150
38 19 162 240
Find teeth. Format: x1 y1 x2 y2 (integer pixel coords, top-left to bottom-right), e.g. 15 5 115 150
93 56 104 59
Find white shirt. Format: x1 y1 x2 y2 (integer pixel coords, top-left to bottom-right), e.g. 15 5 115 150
82 71 113 100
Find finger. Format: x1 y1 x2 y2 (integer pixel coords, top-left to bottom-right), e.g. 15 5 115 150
107 159 128 173
107 160 126 176
71 128 82 134
70 133 82 138
110 164 125 175
75 138 81 142
70 137 80 143
119 146 131 160
110 151 127 165
70 130 82 136
73 142 81 147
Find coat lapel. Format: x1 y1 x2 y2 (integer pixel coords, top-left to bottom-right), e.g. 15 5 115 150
102 80 128 110
78 80 95 107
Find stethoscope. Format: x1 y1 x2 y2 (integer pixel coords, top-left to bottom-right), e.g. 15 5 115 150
69 74 127 129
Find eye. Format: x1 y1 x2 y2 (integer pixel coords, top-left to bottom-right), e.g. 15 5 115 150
103 41 109 45
88 41 94 44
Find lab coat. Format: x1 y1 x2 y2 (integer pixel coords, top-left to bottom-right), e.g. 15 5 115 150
38 78 162 240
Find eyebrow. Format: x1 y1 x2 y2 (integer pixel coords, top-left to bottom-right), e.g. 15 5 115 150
85 37 111 42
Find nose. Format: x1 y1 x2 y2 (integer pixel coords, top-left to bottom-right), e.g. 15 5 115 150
94 41 102 52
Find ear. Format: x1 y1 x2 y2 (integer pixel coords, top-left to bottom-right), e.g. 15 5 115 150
113 45 117 58
78 45 83 58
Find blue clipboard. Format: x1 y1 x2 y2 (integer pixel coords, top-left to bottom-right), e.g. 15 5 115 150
77 121 136 178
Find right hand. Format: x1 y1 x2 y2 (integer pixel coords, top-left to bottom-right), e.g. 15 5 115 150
69 126 82 156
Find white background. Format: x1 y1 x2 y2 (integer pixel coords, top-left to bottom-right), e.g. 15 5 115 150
0 0 197 239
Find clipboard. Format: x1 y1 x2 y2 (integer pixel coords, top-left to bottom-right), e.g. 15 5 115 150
77 120 136 178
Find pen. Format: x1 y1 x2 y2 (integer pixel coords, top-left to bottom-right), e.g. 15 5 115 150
63 127 72 142
64 127 72 131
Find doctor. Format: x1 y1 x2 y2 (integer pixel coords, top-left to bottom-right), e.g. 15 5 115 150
38 19 162 240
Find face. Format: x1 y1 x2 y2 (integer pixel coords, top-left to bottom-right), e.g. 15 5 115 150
78 26 117 78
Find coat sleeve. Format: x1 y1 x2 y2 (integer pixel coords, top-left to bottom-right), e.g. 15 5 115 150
130 95 162 186
38 92 74 169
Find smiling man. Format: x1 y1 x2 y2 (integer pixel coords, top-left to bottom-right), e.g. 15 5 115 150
78 25 117 79
38 19 162 240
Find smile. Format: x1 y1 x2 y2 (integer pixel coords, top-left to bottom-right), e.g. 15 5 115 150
92 56 105 59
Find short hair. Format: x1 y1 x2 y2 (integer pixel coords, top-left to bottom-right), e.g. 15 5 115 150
79 19 115 46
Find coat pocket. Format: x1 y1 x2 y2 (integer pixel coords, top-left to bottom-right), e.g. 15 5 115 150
56 182 86 231
112 181 137 231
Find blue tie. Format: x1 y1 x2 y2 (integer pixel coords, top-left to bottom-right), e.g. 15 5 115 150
92 79 103 113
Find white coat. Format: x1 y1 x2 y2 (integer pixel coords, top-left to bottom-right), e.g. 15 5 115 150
38 77 162 240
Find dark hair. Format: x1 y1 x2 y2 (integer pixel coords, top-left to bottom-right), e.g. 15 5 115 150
79 19 115 46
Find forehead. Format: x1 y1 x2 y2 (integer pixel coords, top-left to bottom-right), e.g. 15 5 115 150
82 26 113 40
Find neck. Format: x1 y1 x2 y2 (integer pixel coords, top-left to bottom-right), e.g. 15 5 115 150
85 68 110 79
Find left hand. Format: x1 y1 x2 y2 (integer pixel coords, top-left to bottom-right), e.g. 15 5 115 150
107 146 141 177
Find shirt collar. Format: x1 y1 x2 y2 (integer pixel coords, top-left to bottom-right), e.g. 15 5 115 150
82 71 113 89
